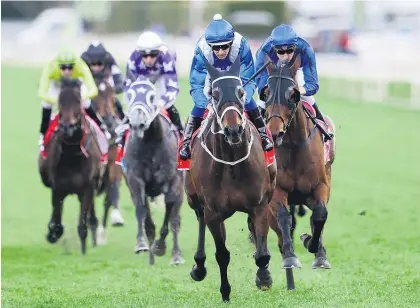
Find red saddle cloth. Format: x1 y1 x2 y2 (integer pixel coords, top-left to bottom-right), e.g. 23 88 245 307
41 112 108 163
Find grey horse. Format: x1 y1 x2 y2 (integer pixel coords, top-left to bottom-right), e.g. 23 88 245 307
123 77 184 266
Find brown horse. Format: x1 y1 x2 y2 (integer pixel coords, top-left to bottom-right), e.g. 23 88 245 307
184 58 277 302
91 72 125 243
38 78 104 254
264 55 336 269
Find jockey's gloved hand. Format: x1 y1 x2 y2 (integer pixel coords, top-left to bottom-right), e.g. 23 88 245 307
100 123 111 140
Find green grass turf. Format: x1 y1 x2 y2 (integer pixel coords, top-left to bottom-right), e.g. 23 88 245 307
2 65 420 307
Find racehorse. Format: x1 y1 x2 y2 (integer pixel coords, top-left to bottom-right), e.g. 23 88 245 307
184 57 277 302
123 77 184 266
264 54 336 269
91 71 125 245
38 78 106 255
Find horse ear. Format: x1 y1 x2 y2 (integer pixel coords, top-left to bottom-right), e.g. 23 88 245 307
228 56 241 76
203 57 220 80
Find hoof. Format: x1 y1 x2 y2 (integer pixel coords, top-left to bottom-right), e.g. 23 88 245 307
170 253 185 266
46 223 64 243
135 238 149 254
96 225 107 246
312 257 332 269
282 256 302 269
152 240 166 257
111 209 125 227
190 264 207 282
255 268 272 290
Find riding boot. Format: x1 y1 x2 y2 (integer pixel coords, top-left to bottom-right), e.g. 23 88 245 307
312 102 333 140
179 116 203 160
39 107 52 148
166 105 184 138
247 108 274 151
116 117 129 148
312 102 327 123
85 104 110 139
114 97 126 120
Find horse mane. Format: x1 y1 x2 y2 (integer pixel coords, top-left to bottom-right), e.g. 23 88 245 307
265 54 301 81
59 78 82 106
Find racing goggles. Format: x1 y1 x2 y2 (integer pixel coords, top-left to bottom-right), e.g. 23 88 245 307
59 64 74 71
139 50 160 58
275 45 296 55
90 61 104 66
210 43 231 51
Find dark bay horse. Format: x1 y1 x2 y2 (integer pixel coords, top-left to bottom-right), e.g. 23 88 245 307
91 72 125 245
123 77 184 266
184 58 277 302
264 55 336 269
38 78 104 254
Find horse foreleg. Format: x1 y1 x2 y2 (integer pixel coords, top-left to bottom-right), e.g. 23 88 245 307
251 204 272 291
206 212 231 303
247 215 256 246
190 201 207 282
290 205 297 242
46 190 65 244
128 176 150 255
110 177 124 227
78 188 93 255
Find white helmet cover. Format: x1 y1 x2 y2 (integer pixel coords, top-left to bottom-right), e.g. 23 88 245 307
136 31 163 53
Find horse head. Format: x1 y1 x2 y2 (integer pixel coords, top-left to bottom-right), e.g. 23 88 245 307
265 54 301 147
58 78 83 140
125 77 159 140
204 56 246 146
92 72 117 139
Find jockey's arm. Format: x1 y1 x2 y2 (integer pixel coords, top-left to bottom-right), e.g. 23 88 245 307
38 61 58 105
239 39 257 104
124 52 139 85
108 55 124 94
254 47 269 99
78 58 98 100
189 48 208 110
159 54 180 107
301 45 319 96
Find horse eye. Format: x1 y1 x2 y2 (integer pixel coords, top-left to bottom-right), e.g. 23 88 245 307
212 90 220 101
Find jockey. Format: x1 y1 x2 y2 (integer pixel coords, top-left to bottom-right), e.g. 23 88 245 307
81 41 126 121
255 24 329 126
115 31 184 148
38 49 110 149
179 14 273 161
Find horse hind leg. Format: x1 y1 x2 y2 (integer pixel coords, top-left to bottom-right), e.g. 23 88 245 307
109 176 124 227
152 200 172 257
97 193 112 246
46 190 65 244
144 197 156 265
88 201 99 248
169 199 184 266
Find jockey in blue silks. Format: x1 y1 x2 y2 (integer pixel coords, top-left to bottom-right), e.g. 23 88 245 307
255 24 329 124
179 14 273 160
